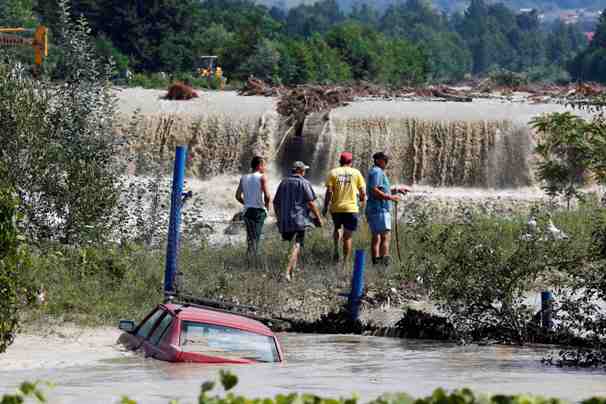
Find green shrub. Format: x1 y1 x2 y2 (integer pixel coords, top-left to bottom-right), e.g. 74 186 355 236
4 372 606 404
0 1 123 245
129 72 170 89
0 166 34 353
488 68 528 88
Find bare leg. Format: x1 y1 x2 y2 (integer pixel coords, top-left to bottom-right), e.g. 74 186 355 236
286 242 301 281
343 229 353 272
333 228 341 262
343 229 353 261
380 231 391 258
371 233 381 261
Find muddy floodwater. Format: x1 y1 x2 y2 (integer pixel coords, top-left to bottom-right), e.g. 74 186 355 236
0 330 604 403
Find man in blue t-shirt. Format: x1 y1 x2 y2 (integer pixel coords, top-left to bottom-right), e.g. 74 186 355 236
366 152 409 266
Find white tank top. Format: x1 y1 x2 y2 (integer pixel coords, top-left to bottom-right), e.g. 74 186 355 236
241 172 265 209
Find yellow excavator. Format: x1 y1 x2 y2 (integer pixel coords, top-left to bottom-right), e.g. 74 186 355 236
197 55 226 90
0 25 48 71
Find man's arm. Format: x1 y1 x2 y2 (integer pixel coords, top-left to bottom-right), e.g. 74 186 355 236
260 174 271 210
323 173 335 216
368 170 398 202
323 188 332 216
372 186 399 202
307 200 323 226
273 183 281 218
358 188 367 206
235 179 244 205
391 185 410 194
304 182 323 226
357 173 366 207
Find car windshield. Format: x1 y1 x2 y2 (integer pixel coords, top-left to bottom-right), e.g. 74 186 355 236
180 321 279 363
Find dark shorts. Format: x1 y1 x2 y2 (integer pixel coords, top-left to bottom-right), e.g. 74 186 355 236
331 212 359 232
281 230 305 246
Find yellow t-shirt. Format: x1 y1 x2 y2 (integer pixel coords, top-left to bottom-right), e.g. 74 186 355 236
325 166 366 213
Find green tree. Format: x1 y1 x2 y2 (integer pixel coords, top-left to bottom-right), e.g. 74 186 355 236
350 3 379 27
325 21 381 81
0 0 121 244
0 0 36 27
0 165 33 353
286 0 344 37
531 112 594 208
377 38 427 86
570 10 606 83
306 34 352 84
242 38 282 83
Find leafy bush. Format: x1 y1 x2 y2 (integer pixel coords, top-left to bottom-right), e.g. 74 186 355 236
531 94 606 209
0 0 123 245
531 112 594 208
0 166 34 353
155 371 606 404
4 372 606 404
129 72 171 89
488 68 529 88
1 381 47 404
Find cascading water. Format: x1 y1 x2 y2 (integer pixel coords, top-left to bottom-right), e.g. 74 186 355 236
118 91 579 189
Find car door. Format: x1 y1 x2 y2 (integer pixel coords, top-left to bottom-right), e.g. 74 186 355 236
119 307 165 351
142 312 176 361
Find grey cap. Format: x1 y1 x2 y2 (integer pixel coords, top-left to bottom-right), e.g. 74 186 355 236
292 161 310 171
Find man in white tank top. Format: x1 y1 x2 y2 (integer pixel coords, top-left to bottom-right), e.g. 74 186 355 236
235 156 271 262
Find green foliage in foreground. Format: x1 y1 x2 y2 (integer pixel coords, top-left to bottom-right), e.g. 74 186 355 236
1 381 47 404
0 166 34 354
3 372 605 404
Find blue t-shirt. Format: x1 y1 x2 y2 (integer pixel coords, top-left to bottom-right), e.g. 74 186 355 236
366 166 391 214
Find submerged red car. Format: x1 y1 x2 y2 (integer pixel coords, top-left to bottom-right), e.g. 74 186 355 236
118 303 283 363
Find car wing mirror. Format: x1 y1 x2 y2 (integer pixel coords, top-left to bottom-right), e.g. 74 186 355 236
118 319 136 332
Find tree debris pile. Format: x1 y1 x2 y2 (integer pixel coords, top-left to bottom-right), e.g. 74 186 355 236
238 77 282 97
165 82 199 100
277 85 355 117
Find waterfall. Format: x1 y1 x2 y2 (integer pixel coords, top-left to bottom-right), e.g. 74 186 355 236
121 101 539 188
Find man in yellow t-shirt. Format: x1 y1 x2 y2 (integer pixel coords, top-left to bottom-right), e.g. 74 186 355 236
323 152 367 265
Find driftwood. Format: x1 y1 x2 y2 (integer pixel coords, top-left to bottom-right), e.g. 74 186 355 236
238 79 606 129
238 77 282 97
277 85 354 117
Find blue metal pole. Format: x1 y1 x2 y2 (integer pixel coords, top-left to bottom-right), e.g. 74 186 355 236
164 146 187 295
541 291 554 331
348 249 366 321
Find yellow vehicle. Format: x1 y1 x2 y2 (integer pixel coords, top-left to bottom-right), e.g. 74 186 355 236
0 25 48 71
197 55 226 90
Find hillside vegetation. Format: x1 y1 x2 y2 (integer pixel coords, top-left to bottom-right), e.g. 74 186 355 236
2 0 601 85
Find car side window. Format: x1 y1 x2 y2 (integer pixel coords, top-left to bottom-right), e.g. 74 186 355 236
149 314 173 345
136 309 164 339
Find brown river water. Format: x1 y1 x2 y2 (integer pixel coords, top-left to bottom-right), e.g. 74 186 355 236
0 330 604 403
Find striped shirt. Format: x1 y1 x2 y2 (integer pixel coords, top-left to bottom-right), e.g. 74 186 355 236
273 174 316 233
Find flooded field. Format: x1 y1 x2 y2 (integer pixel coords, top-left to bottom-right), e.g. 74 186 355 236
1 331 604 403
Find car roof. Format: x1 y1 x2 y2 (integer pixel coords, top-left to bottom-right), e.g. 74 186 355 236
162 303 274 337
